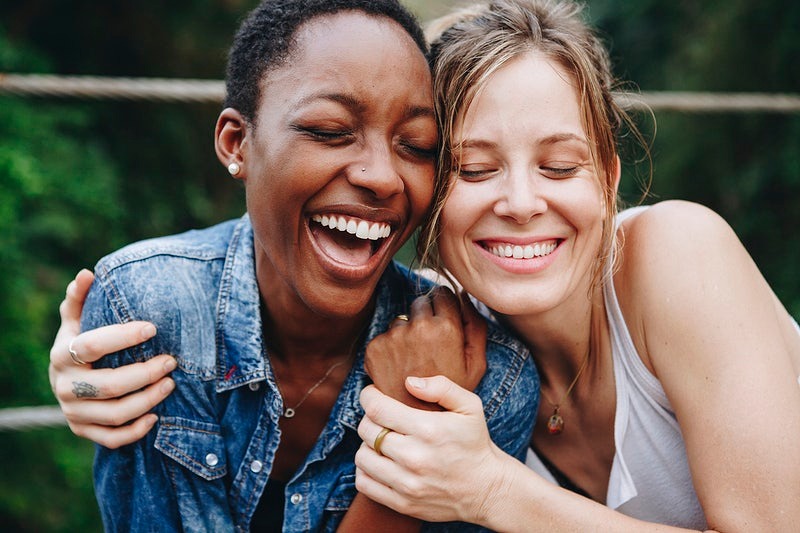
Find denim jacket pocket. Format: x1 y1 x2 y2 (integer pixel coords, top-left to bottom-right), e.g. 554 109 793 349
324 472 355 511
155 416 228 480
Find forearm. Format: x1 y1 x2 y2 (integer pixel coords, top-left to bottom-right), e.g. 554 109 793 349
479 450 708 533
337 494 421 533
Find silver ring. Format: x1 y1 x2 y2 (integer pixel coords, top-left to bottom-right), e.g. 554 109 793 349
68 338 88 365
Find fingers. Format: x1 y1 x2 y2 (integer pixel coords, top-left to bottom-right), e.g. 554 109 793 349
52 321 158 369
429 286 460 319
458 295 488 381
71 413 159 450
62 376 175 426
54 354 177 401
53 270 96 364
409 293 434 320
360 384 430 436
404 375 482 414
60 269 95 326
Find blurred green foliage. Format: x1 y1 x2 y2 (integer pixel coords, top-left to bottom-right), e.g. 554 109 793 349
0 0 797 530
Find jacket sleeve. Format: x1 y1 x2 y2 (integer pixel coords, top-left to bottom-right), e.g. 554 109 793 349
82 269 234 532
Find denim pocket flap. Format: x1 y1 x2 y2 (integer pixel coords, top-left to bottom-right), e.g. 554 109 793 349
324 473 356 511
155 416 227 481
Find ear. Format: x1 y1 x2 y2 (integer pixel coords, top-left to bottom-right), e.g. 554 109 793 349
215 107 248 180
611 154 621 194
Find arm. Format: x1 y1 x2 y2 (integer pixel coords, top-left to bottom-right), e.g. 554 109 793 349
355 379 685 532
337 287 487 532
49 269 176 448
353 202 800 532
619 201 800 531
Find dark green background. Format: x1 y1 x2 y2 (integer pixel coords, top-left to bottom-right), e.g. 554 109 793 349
1 0 797 529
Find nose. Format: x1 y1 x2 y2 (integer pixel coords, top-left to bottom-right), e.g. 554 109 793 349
347 141 404 199
493 168 546 224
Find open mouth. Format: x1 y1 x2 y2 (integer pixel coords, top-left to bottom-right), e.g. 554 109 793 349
310 214 393 267
482 239 559 259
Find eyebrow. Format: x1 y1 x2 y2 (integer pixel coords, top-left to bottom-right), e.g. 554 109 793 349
455 132 588 151
297 93 434 120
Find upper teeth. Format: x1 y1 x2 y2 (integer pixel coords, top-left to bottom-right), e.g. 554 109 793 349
312 214 391 241
488 242 557 259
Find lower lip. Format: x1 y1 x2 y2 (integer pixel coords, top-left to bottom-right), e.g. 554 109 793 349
475 241 561 274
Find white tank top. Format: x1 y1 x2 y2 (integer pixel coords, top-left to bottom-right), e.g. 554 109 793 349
527 206 709 526
526 205 800 526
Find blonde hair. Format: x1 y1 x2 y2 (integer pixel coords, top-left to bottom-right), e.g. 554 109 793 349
418 0 645 289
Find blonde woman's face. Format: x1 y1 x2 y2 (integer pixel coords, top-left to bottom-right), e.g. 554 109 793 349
438 51 605 316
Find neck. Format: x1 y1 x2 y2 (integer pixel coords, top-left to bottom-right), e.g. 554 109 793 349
501 285 606 391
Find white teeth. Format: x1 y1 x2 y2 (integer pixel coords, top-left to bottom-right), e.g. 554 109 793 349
488 241 557 259
311 214 392 241
368 224 381 240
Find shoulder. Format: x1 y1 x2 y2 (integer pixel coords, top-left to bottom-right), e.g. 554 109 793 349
94 217 243 275
84 216 247 338
616 200 742 297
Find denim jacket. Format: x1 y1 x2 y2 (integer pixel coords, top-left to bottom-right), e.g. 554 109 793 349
83 215 539 532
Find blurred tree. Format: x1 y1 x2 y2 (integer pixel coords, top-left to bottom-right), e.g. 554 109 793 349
588 0 800 315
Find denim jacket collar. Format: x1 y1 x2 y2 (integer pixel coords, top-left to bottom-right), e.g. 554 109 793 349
214 215 413 431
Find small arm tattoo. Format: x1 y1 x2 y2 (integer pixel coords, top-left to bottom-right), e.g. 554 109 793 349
72 381 99 398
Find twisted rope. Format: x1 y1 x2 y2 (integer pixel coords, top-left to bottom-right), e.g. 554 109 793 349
0 74 224 103
614 90 800 113
1 74 800 112
0 406 67 431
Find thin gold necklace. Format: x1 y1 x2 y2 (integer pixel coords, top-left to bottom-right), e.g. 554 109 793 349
541 348 591 436
273 356 352 419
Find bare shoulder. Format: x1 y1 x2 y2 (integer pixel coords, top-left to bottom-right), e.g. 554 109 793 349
613 201 754 371
616 200 743 294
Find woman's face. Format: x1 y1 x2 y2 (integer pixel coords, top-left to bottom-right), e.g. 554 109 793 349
241 12 437 319
438 51 605 317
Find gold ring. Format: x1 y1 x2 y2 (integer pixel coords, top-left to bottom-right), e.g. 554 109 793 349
373 427 392 456
68 339 88 365
394 314 409 322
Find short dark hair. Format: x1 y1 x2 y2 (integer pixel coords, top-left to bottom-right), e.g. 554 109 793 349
224 0 428 123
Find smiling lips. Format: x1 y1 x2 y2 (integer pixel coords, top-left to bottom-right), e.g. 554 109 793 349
483 240 558 259
310 214 393 267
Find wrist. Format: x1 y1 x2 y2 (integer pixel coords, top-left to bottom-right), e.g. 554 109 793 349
471 447 523 529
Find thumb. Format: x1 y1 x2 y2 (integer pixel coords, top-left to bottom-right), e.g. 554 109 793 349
405 375 482 414
460 295 488 381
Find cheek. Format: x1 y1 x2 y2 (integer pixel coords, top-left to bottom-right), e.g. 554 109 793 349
406 163 436 218
437 184 483 266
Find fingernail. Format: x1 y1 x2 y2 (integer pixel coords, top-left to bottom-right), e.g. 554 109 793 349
161 378 175 394
141 323 157 339
407 376 426 389
163 357 177 372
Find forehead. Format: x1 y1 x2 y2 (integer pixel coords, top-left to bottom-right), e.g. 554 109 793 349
259 11 431 107
457 51 583 141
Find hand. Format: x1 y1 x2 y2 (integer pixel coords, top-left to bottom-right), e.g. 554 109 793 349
49 269 177 448
354 378 516 525
365 287 487 410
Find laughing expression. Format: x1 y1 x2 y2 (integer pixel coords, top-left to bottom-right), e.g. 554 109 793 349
237 12 437 320
438 51 606 317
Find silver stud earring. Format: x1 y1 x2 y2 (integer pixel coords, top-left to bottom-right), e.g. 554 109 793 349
361 168 366 172
227 162 240 176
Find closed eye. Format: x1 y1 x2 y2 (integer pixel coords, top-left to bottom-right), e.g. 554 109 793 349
541 165 579 178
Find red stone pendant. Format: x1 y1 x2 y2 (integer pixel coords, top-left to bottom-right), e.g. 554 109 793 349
547 411 564 435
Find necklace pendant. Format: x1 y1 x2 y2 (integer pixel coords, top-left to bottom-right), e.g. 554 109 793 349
283 408 296 419
547 411 564 435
